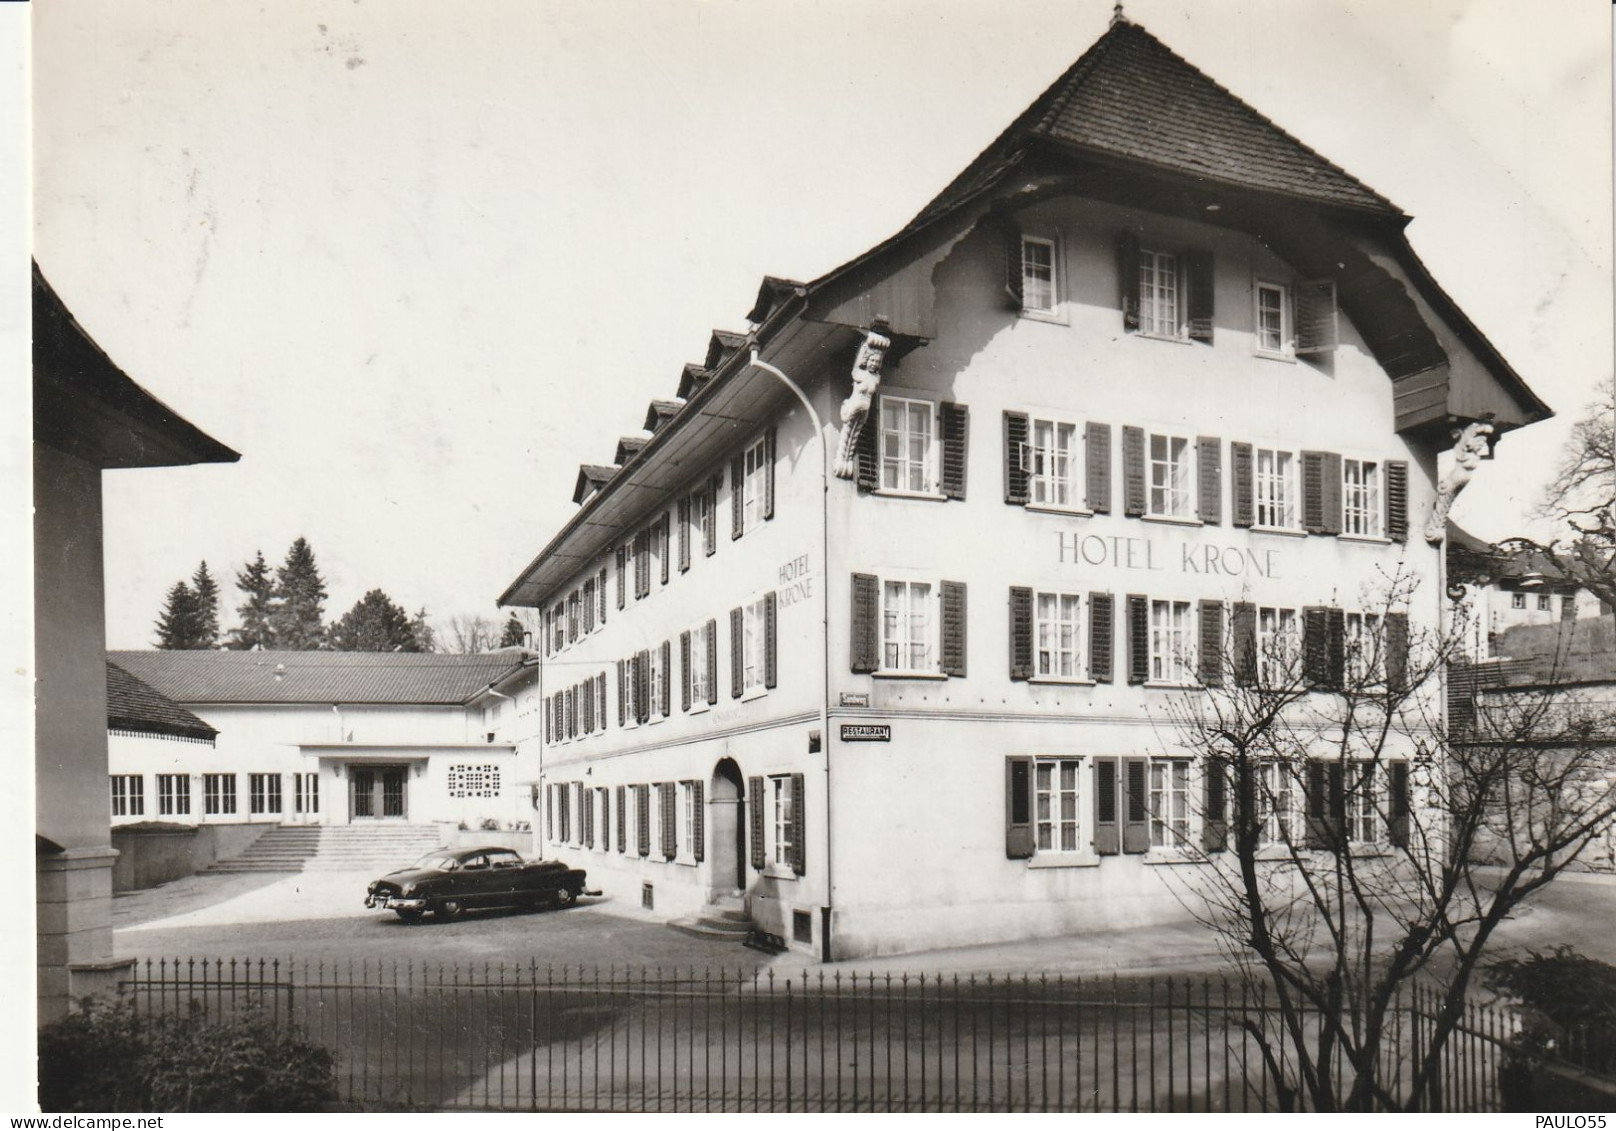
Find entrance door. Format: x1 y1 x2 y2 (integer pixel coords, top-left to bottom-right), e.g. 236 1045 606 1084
349 765 409 820
710 758 746 896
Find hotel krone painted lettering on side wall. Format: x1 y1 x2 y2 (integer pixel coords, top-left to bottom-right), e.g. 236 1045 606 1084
497 17 1551 959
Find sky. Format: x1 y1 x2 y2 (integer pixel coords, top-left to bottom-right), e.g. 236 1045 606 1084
29 0 1613 651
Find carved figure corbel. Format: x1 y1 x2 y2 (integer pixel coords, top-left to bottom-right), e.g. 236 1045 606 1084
832 324 891 479
1424 419 1495 543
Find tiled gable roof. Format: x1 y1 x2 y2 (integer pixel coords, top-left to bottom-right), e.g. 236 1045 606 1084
642 399 684 434
613 436 649 466
109 650 526 706
573 463 617 503
106 661 218 742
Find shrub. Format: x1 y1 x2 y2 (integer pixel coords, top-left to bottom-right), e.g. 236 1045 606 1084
1485 946 1616 1072
39 997 337 1112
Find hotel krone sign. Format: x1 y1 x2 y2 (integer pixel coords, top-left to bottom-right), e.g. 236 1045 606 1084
1055 529 1283 579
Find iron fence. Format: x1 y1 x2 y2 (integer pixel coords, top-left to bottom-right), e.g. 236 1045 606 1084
119 957 1543 1112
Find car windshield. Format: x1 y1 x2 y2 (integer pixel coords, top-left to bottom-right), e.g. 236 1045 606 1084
412 854 460 872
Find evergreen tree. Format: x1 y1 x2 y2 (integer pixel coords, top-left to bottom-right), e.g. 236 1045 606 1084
190 561 221 649
270 537 329 650
230 550 276 650
409 608 438 653
153 581 201 649
330 589 420 652
499 612 526 648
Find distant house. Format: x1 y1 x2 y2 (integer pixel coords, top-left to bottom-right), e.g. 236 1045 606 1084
1449 522 1613 664
108 649 541 831
34 263 238 1020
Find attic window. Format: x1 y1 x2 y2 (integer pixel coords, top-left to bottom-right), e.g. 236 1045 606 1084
1020 237 1056 314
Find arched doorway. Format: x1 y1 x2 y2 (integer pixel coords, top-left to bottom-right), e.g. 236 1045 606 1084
709 758 746 897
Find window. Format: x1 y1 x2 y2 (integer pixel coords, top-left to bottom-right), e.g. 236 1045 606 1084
550 603 564 653
1344 612 1382 684
158 773 190 817
689 621 712 707
1342 459 1382 537
680 781 697 862
1511 593 1527 610
742 435 769 532
880 396 937 494
596 788 610 852
648 784 663 859
110 775 143 818
1256 282 1290 355
1020 236 1056 314
769 775 794 868
293 773 318 815
203 773 236 816
1149 759 1191 849
1026 418 1080 508
693 486 714 557
1256 762 1295 847
1149 599 1194 684
648 645 666 720
881 580 936 673
249 773 282 815
598 568 608 622
742 598 768 694
1139 249 1180 337
1034 759 1081 853
1257 606 1300 687
1345 763 1380 844
582 578 597 633
1537 594 1552 612
1148 432 1194 518
1254 447 1298 529
1035 592 1083 679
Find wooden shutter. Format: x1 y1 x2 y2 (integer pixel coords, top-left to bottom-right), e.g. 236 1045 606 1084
1003 411 1030 505
1389 762 1410 848
1185 250 1214 342
1202 758 1227 852
748 776 765 870
616 547 627 608
1127 594 1149 684
583 679 594 733
1231 442 1255 527
1321 453 1343 535
941 581 967 677
1004 756 1034 859
789 772 806 875
616 786 626 853
1086 422 1111 513
1231 602 1258 687
596 674 606 729
940 402 969 500
583 787 594 849
659 513 671 585
634 529 649 597
705 476 720 556
764 591 779 688
636 650 650 723
660 640 672 716
692 782 705 862
1303 606 1330 689
637 786 651 857
763 427 777 520
680 631 692 711
583 581 594 634
1092 757 1120 855
616 660 626 727
850 573 880 674
1122 757 1149 854
1305 761 1344 847
1385 612 1409 695
1008 586 1034 680
546 783 554 842
855 394 881 491
1122 426 1146 516
1199 600 1224 688
1295 279 1339 355
678 496 691 572
730 454 745 539
1004 220 1025 310
1117 231 1141 332
1301 452 1327 533
600 568 608 624
1197 436 1222 524
660 783 676 860
1089 593 1114 682
598 789 609 854
730 607 744 697
1385 460 1409 543
705 618 719 704
1327 608 1346 689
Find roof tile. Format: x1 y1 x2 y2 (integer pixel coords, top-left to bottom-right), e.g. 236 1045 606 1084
108 650 526 706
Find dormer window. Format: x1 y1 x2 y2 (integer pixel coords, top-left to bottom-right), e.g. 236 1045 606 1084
1138 249 1180 337
1256 281 1291 356
1020 236 1056 314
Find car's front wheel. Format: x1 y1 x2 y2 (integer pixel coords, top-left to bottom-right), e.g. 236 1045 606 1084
395 909 424 924
434 899 464 921
553 887 577 909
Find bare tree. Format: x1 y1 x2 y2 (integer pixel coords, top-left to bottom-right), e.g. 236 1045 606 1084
443 613 499 654
1148 573 1616 1111
1514 379 1616 612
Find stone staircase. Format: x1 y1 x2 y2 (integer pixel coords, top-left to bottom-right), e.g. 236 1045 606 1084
668 894 753 942
204 824 444 875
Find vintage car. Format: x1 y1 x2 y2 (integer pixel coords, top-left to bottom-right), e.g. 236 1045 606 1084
364 846 590 922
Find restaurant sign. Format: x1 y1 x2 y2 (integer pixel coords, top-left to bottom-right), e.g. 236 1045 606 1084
840 724 891 743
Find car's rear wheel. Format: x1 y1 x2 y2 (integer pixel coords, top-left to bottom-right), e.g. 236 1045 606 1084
554 887 577 909
395 909 424 924
434 899 463 921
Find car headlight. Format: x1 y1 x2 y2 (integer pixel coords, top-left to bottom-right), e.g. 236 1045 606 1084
401 883 416 896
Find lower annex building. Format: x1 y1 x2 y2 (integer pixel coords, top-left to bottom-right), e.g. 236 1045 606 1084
497 15 1550 959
